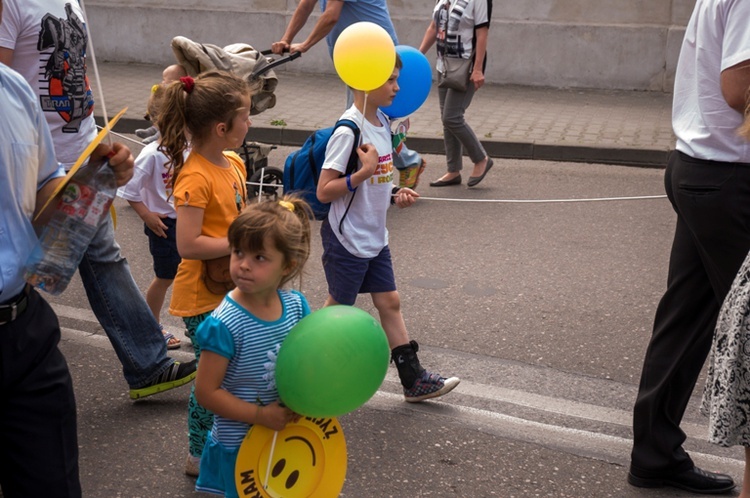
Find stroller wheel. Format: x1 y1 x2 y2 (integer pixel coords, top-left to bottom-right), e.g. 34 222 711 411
248 167 283 202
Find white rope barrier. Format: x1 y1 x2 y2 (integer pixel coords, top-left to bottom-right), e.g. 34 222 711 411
414 194 667 203
239 181 666 204
102 128 667 205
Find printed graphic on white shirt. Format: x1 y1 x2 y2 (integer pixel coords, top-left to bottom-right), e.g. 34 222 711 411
366 152 394 186
36 3 94 133
435 0 470 58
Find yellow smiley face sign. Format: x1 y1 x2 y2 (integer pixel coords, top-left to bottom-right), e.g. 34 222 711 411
235 417 347 498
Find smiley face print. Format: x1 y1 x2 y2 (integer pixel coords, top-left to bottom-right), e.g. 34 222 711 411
235 417 347 498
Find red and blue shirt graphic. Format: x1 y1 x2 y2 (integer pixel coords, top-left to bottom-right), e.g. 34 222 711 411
36 2 94 133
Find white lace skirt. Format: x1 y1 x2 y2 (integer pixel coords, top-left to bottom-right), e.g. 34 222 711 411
702 251 750 448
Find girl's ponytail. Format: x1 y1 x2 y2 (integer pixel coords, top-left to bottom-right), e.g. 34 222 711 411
157 70 250 191
158 80 190 189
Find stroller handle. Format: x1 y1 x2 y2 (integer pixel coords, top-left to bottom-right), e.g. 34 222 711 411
252 49 302 79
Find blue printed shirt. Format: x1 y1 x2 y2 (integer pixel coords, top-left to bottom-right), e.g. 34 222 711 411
322 0 399 56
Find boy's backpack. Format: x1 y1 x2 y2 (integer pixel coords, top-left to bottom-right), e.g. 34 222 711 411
283 119 360 220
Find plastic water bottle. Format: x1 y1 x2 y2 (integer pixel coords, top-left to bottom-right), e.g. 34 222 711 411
24 158 117 295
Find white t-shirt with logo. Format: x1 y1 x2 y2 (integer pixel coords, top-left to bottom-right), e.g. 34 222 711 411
673 0 750 163
117 141 177 219
0 0 97 169
323 106 394 259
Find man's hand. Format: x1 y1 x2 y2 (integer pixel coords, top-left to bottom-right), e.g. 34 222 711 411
271 41 290 55
272 40 309 54
91 142 134 187
289 42 310 54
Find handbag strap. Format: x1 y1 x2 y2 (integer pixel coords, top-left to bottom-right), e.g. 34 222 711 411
229 159 247 213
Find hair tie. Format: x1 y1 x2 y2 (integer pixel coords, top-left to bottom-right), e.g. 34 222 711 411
180 76 195 94
151 84 160 94
278 200 295 212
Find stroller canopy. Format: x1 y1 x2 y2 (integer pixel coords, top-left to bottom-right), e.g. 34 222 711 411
171 36 278 115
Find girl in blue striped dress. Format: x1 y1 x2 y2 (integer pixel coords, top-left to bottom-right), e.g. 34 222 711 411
193 196 313 497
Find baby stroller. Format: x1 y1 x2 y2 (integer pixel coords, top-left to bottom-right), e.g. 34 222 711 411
171 36 300 201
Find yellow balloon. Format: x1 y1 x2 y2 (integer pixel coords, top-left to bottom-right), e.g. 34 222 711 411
333 22 396 91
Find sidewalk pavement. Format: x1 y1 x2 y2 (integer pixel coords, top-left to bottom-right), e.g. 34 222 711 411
94 61 675 168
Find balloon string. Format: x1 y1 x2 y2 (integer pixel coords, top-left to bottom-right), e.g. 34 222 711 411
359 92 368 148
263 431 278 490
78 0 112 146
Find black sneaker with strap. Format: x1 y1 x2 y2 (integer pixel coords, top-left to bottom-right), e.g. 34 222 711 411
391 341 460 402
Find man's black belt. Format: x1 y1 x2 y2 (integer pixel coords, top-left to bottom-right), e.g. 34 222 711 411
0 286 29 326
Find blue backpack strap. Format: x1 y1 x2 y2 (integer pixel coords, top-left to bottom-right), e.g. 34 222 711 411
333 118 360 176
331 118 361 234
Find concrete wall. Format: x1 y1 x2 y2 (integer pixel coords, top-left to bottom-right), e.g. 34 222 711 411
85 0 695 91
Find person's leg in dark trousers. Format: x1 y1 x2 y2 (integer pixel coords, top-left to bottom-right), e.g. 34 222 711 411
631 152 750 477
0 289 81 498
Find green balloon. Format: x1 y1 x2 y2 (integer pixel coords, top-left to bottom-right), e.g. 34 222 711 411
276 306 390 417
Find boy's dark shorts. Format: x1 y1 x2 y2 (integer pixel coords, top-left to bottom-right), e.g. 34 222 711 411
144 217 181 280
320 220 396 305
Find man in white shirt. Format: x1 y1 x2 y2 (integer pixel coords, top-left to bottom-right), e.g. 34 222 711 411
629 0 750 494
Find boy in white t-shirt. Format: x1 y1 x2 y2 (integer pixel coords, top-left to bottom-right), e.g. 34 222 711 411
317 56 460 402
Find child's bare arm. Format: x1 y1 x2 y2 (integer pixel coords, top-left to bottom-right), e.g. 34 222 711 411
127 200 168 237
317 143 378 203
175 205 229 259
195 351 295 431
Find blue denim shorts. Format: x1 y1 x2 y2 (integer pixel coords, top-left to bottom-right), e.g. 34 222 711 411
144 217 181 280
320 220 396 305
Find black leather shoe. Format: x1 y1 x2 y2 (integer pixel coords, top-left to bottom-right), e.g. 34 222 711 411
627 466 735 494
467 158 494 187
429 175 461 187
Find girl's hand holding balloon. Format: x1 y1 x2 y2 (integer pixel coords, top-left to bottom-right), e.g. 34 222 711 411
255 401 297 432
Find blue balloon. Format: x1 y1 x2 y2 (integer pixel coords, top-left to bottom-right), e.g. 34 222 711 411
381 45 432 119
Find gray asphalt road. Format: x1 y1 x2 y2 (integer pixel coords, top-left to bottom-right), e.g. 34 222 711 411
42 141 745 497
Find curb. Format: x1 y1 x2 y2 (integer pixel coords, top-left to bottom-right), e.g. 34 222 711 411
103 117 670 170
